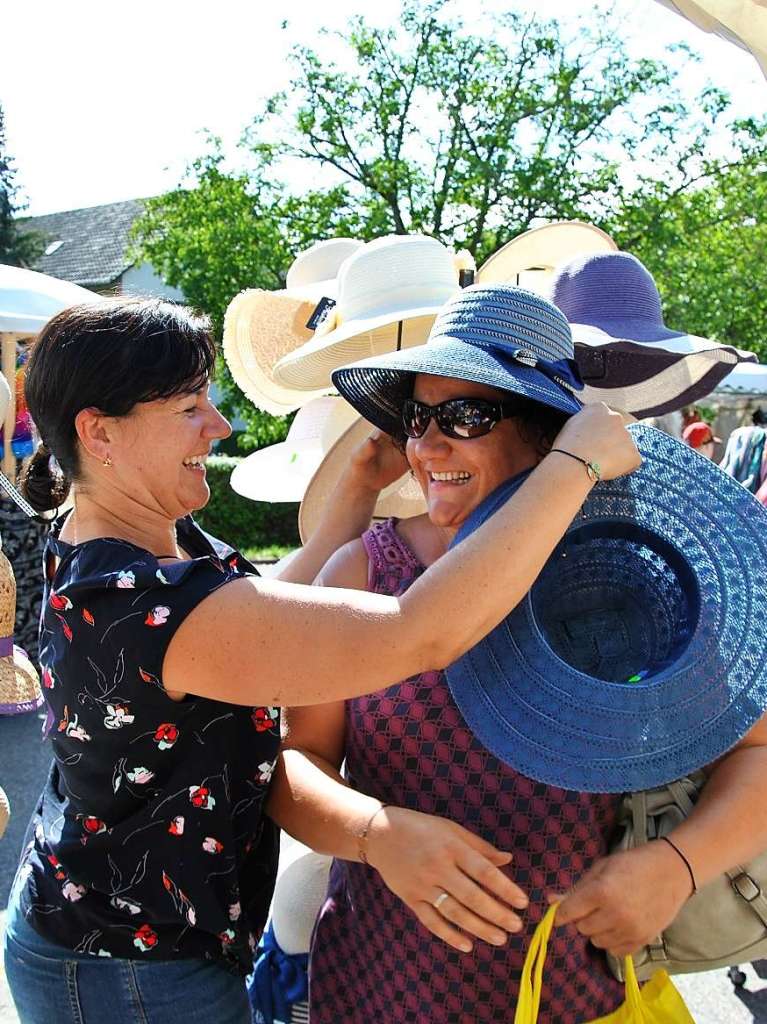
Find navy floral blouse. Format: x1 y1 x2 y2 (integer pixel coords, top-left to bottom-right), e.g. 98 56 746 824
15 516 280 976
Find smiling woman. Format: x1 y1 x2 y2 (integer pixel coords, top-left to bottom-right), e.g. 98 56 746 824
3 295 639 1024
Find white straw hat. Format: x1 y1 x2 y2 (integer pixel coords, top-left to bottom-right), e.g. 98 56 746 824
230 396 358 503
273 235 463 393
299 416 425 543
222 238 364 416
477 221 618 296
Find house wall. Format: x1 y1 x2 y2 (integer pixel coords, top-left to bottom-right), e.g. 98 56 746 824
119 262 185 301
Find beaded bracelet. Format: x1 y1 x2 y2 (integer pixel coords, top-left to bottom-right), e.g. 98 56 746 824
358 803 390 865
549 448 601 483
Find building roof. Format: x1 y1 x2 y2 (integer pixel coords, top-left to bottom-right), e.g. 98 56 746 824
19 199 145 288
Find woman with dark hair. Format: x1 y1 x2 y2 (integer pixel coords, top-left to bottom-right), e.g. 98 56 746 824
269 285 767 1024
2 296 638 1024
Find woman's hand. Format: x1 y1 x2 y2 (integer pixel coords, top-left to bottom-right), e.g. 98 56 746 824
552 403 641 482
342 429 410 497
550 842 693 958
366 805 528 953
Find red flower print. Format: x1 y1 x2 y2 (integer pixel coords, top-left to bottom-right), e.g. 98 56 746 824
81 816 107 836
46 853 66 879
228 555 238 571
188 785 215 810
49 591 72 612
251 707 279 733
154 723 178 750
219 928 235 946
138 667 160 687
145 605 170 627
202 836 223 855
55 614 73 642
42 667 54 689
82 608 95 626
133 923 158 952
168 815 184 836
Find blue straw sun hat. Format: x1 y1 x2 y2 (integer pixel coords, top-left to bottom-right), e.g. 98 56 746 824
446 424 767 793
331 284 583 436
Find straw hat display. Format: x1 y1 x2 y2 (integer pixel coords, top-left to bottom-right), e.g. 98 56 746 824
223 238 364 416
230 394 425 541
476 221 618 295
272 234 466 393
0 538 42 716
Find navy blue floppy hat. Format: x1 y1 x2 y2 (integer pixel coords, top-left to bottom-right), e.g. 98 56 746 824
446 424 767 793
331 284 584 437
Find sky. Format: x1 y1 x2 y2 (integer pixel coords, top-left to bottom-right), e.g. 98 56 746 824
2 0 764 218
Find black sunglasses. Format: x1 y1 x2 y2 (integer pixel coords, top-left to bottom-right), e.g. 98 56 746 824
401 397 520 440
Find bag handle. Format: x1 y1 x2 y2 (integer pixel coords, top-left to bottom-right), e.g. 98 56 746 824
514 904 639 1023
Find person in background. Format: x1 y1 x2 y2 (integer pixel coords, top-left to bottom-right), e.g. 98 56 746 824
682 421 721 460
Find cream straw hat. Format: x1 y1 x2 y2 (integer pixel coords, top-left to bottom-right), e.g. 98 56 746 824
0 540 42 716
299 415 425 543
223 238 364 416
477 221 617 296
230 394 425 536
273 235 465 393
230 395 359 503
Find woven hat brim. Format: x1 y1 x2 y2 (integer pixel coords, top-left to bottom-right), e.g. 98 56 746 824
0 785 8 839
477 223 617 285
230 441 326 503
299 418 426 543
223 289 332 416
332 337 582 438
0 652 43 716
273 310 442 392
446 424 767 793
573 324 754 416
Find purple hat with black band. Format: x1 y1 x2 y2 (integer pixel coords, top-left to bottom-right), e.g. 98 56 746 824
553 252 757 418
331 284 583 438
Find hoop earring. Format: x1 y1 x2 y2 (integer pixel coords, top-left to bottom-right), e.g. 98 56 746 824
102 455 113 468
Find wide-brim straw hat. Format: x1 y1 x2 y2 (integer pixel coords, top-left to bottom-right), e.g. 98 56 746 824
331 284 583 439
477 221 618 295
223 238 364 416
446 423 767 793
272 235 464 393
299 416 426 543
552 252 757 417
0 547 42 716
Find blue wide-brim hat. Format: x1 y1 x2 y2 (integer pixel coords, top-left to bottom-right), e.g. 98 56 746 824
446 424 767 793
332 284 583 437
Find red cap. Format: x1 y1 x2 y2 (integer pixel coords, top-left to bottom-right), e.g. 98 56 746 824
683 422 721 448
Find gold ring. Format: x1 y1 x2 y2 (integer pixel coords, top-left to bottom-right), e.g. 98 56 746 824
433 891 450 911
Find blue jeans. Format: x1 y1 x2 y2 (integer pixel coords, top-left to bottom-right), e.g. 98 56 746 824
3 892 251 1024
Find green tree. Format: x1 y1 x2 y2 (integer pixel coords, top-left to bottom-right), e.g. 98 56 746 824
0 104 43 266
610 114 767 357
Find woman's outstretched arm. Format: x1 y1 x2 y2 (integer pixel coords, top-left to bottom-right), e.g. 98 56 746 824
164 403 639 707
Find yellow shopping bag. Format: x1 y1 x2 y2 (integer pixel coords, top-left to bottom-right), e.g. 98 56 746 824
513 905 696 1024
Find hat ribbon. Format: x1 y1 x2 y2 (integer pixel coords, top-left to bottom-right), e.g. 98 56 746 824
0 636 23 658
492 346 584 396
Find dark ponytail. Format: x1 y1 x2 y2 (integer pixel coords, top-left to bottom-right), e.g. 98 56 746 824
20 443 71 514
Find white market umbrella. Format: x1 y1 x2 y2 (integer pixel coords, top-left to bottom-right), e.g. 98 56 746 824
0 265 101 480
655 0 767 74
0 264 100 334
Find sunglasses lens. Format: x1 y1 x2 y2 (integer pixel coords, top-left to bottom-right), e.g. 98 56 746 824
441 400 498 438
402 400 430 438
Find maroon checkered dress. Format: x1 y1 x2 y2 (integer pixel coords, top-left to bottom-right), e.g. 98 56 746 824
309 519 626 1023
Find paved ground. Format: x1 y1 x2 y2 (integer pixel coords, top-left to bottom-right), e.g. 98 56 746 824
2 708 767 1022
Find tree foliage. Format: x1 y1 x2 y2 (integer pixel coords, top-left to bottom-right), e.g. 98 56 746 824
132 0 767 447
0 104 43 266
